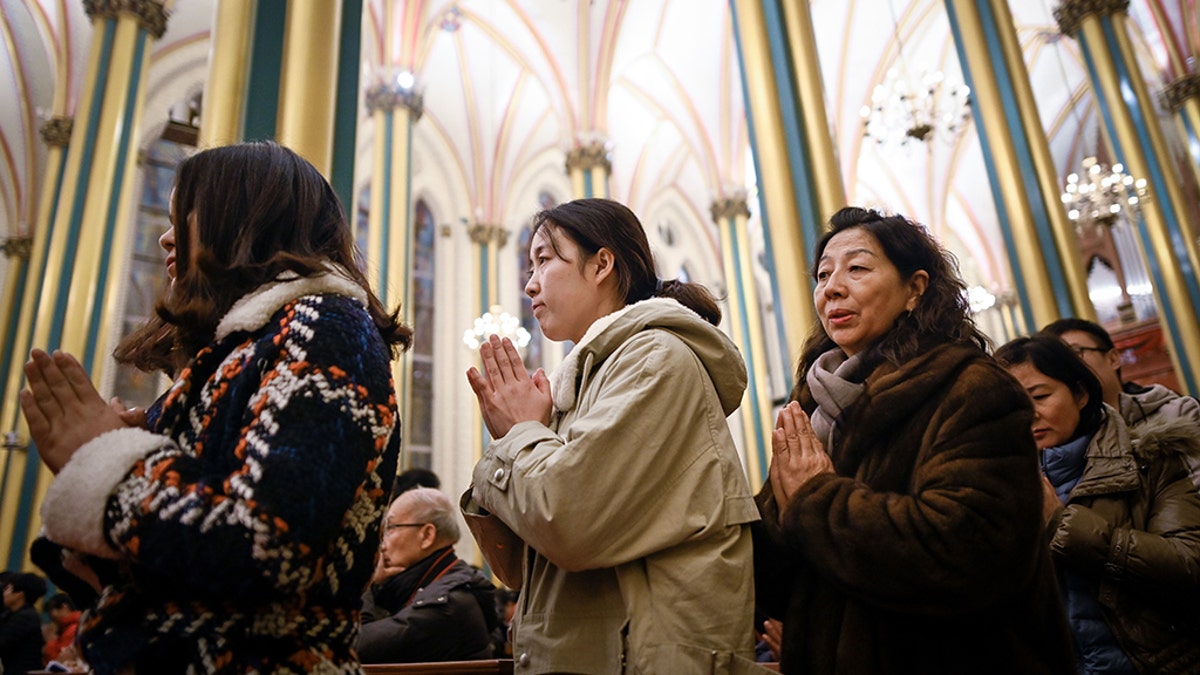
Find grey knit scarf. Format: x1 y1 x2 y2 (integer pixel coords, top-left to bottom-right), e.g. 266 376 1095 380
805 349 867 450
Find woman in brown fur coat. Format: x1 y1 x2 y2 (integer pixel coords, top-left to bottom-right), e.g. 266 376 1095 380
754 207 1075 674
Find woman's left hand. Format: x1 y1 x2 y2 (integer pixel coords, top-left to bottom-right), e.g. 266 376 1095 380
466 335 552 439
20 349 130 474
768 401 833 518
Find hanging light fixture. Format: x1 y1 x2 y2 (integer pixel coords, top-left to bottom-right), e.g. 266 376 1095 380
860 1 972 149
1060 156 1148 231
463 305 532 351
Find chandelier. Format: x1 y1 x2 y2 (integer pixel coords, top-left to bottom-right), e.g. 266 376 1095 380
1060 157 1148 230
463 305 532 351
861 68 972 148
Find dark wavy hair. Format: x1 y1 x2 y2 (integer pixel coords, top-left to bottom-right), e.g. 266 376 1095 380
530 198 722 325
795 207 988 379
995 334 1105 440
115 142 411 373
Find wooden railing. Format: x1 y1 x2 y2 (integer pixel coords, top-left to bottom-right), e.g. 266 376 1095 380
363 660 513 675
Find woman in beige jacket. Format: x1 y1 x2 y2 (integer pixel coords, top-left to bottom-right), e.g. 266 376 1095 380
464 198 764 674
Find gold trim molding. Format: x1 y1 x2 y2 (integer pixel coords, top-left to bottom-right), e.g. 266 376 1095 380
1 236 32 260
39 116 73 147
468 224 509 247
710 193 751 222
565 140 611 174
83 0 169 38
365 83 424 119
1164 74 1200 113
1053 0 1129 36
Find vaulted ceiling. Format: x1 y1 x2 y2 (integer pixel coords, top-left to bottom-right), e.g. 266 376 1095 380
2 0 1197 298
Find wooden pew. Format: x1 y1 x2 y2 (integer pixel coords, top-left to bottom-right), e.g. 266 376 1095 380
363 660 513 675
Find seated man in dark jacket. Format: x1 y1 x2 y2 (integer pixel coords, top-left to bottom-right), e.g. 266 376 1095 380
358 487 497 663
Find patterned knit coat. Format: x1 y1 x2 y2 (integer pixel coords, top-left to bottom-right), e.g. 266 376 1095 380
39 271 400 674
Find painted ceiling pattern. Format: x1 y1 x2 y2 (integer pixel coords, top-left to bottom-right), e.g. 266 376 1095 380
1 0 1196 298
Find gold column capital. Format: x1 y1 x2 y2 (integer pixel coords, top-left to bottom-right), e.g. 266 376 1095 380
467 223 509 248
710 191 751 222
1053 0 1129 36
565 139 611 174
39 116 73 147
1164 74 1200 113
82 0 168 38
1 236 32 260
365 82 424 120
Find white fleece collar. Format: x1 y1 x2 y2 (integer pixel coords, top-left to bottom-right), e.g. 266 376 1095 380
549 298 686 411
215 265 368 340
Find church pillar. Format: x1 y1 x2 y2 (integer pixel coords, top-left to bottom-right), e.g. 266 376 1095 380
0 0 168 570
713 192 771 487
198 0 253 148
365 74 423 466
276 0 342 176
729 0 843 387
1057 0 1200 394
1164 75 1200 201
945 0 1095 330
565 137 611 199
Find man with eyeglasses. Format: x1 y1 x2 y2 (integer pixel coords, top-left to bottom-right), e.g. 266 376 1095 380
1043 318 1200 486
357 487 498 664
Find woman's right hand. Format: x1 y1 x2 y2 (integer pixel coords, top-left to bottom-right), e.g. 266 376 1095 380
466 335 552 438
769 401 834 518
20 349 132 473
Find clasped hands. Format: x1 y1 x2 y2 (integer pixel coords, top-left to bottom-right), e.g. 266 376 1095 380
768 401 834 520
19 349 145 474
466 335 551 439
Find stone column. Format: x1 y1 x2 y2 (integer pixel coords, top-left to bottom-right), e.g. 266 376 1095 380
945 0 1095 329
565 137 611 199
1057 0 1200 394
713 191 772 487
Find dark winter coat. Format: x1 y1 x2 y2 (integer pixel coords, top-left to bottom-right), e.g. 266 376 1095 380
1048 409 1200 673
755 341 1076 674
358 556 497 663
0 605 45 673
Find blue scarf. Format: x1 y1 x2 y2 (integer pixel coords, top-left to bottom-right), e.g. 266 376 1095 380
1041 432 1094 503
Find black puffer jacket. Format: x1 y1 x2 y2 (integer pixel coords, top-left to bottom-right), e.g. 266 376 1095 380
1048 409 1200 674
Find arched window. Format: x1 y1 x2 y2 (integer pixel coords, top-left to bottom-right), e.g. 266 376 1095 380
408 199 436 469
110 137 191 407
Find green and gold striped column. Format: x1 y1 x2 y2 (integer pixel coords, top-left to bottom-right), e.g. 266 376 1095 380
0 0 167 570
945 0 1095 330
714 192 772 487
730 0 845 388
565 138 611 199
198 0 254 148
1164 74 1200 203
365 75 423 465
1057 0 1200 395
0 118 72 572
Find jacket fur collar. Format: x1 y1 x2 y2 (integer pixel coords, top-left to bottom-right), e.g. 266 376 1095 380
215 265 367 340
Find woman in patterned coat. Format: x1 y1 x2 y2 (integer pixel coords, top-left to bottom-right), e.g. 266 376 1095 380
20 142 410 674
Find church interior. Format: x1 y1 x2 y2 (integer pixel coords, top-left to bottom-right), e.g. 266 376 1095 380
1 0 1198 570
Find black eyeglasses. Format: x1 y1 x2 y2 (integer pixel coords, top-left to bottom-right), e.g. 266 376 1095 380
385 522 426 531
1069 345 1109 357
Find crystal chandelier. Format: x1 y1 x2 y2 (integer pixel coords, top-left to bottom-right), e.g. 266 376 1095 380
463 305 532 351
1060 157 1148 230
861 68 972 148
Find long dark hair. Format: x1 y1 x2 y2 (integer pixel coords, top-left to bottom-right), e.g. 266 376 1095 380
115 142 410 373
530 198 722 325
995 334 1105 440
796 207 988 380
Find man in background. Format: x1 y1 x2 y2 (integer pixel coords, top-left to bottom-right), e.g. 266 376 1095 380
358 488 497 663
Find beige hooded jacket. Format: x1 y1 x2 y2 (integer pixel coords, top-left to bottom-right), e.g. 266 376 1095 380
463 298 763 674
